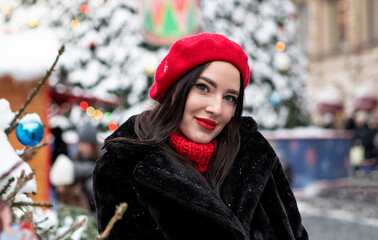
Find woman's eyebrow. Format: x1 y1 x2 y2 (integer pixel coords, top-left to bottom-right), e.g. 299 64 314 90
199 76 217 87
198 76 240 96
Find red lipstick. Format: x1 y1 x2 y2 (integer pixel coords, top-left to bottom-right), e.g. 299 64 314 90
195 117 217 131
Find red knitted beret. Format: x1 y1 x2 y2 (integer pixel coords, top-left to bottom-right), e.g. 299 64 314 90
150 33 250 102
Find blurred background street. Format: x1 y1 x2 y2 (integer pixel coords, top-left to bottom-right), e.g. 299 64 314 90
298 170 378 239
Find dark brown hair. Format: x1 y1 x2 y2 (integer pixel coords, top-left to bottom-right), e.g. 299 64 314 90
106 62 244 196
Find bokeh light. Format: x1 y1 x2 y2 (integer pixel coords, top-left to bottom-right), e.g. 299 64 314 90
79 101 89 111
27 19 39 28
2 5 11 15
108 122 118 131
86 106 95 117
94 110 103 120
81 4 89 14
104 112 113 121
276 41 286 52
71 19 80 29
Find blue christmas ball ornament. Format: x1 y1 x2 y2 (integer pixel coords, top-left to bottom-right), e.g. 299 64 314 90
269 91 281 105
16 121 44 147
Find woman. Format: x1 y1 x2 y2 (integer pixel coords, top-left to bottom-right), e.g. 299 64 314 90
93 33 308 240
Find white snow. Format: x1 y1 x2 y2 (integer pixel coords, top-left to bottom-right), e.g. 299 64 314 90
54 215 87 240
0 99 15 131
70 216 87 240
19 113 42 123
316 85 343 105
355 80 377 98
262 126 354 140
62 130 79 145
274 52 291 72
0 98 37 218
33 208 59 232
0 28 59 81
0 130 37 196
255 20 277 45
48 115 71 130
297 201 378 227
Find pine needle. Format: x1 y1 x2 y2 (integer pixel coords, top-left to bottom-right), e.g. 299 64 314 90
0 177 15 196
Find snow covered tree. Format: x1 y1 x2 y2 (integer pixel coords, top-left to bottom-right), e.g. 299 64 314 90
0 45 127 239
1 0 310 130
201 0 310 128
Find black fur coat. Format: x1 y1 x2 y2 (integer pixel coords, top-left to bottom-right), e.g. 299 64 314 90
93 116 308 240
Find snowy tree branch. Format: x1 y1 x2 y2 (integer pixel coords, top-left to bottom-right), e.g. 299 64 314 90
6 169 35 205
0 160 23 181
12 201 54 208
4 45 65 135
56 217 87 240
97 202 128 240
19 142 48 161
0 177 15 196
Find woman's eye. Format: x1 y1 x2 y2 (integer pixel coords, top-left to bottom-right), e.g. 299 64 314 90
195 84 208 92
224 95 236 102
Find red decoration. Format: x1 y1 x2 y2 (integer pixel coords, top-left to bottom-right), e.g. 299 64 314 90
109 122 118 131
89 41 96 51
316 102 343 113
80 101 89 111
354 97 377 110
81 4 89 14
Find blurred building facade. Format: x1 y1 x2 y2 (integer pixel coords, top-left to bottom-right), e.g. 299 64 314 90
293 0 378 128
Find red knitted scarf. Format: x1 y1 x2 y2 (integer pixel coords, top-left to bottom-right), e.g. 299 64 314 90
169 132 217 173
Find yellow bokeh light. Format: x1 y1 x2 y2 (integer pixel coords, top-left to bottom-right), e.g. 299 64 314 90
2 5 11 15
71 19 80 29
86 106 95 117
94 110 103 120
97 0 104 3
27 19 39 28
276 41 286 52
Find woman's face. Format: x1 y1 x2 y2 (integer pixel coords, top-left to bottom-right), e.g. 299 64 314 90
177 61 241 144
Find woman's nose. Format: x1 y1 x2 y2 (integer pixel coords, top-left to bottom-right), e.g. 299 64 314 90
205 96 223 115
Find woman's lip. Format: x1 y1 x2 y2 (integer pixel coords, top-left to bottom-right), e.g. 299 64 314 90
195 117 217 126
195 118 217 130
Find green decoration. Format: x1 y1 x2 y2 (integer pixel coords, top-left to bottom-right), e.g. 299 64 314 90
144 8 154 33
186 2 197 32
162 3 179 37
